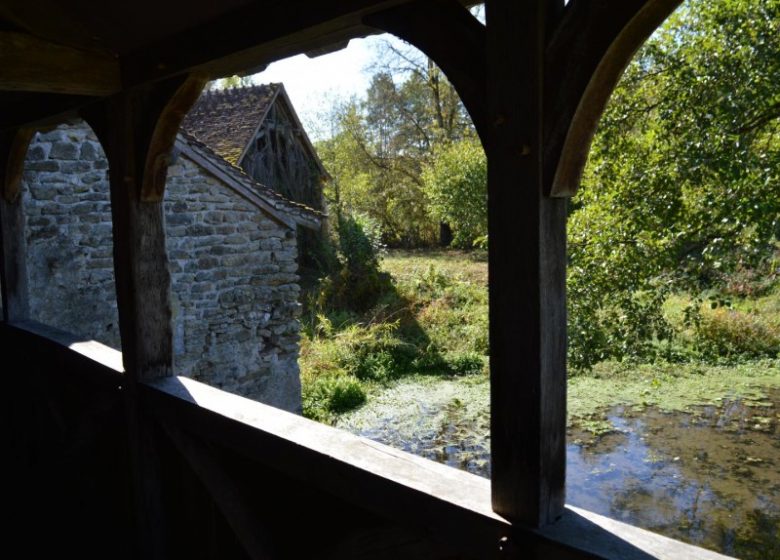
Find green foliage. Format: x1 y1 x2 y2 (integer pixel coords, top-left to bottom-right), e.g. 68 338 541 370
696 308 780 359
299 252 489 422
302 374 367 422
318 213 392 312
422 138 488 248
568 0 780 369
316 47 476 247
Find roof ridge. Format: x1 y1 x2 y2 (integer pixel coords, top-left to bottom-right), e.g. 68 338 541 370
176 128 324 223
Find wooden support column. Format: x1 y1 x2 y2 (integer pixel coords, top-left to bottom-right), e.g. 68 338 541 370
0 128 33 322
485 0 567 529
81 74 206 559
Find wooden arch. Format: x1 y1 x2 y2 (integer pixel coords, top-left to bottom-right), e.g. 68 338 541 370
365 0 683 197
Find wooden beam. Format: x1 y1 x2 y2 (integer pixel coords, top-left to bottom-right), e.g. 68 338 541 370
142 74 207 201
0 127 32 322
485 0 567 528
0 92 96 133
0 32 121 96
81 78 198 558
363 0 488 140
121 0 410 87
544 0 682 197
2 127 33 203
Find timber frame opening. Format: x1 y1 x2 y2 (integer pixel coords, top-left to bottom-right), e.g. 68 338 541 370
0 1 735 558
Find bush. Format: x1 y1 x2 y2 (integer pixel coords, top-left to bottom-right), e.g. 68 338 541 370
318 213 392 312
694 307 780 360
444 352 485 376
302 374 367 422
334 322 418 381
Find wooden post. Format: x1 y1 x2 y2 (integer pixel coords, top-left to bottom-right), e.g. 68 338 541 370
82 74 205 558
0 128 34 323
485 0 567 528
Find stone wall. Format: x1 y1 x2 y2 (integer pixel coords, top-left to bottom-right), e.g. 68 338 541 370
165 155 302 410
22 124 120 347
20 121 303 412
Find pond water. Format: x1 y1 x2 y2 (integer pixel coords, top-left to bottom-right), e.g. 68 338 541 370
337 381 780 559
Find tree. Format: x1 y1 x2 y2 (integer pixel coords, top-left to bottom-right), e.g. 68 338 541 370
316 40 477 247
568 0 780 369
422 138 487 249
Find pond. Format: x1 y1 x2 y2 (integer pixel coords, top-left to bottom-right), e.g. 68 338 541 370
337 379 780 560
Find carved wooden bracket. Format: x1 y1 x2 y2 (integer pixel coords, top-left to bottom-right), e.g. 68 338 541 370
142 74 208 202
543 0 682 197
82 73 207 203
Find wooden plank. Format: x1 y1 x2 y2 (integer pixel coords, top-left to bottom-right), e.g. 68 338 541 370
0 32 121 96
0 128 33 322
147 376 510 559
542 506 736 560
145 376 735 560
485 0 567 528
0 320 124 386
544 0 682 197
163 423 276 560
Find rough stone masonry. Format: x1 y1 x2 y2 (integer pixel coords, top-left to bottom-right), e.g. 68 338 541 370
21 122 305 412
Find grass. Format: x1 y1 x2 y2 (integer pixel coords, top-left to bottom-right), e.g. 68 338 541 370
300 248 779 424
299 249 489 422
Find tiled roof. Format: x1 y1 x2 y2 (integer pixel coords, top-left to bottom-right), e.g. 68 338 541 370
176 128 323 230
181 83 280 166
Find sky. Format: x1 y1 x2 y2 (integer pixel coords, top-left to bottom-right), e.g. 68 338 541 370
249 35 391 139
244 5 484 140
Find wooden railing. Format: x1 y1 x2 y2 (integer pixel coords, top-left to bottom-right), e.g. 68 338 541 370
1 320 734 559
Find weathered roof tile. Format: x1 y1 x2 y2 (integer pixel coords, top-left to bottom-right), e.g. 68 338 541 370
181 83 280 166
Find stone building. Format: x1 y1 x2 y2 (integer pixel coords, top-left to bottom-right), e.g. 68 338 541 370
20 84 324 412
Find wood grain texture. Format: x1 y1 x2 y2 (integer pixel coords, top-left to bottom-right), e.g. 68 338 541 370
485 0 567 528
0 32 120 96
164 423 276 560
0 128 32 322
2 127 34 202
82 86 181 559
544 0 682 197
121 0 438 87
142 74 207 202
145 375 734 560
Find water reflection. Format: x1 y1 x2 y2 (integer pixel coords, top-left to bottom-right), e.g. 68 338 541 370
340 385 780 559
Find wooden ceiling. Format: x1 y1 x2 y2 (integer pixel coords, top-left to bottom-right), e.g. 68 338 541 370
1 0 473 131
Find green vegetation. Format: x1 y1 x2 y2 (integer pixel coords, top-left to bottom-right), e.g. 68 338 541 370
568 0 780 369
302 249 779 423
422 139 487 249
300 251 489 422
302 0 779 422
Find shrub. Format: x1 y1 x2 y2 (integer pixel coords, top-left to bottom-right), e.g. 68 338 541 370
695 307 780 360
302 374 367 422
444 352 485 376
318 213 392 312
334 322 418 381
